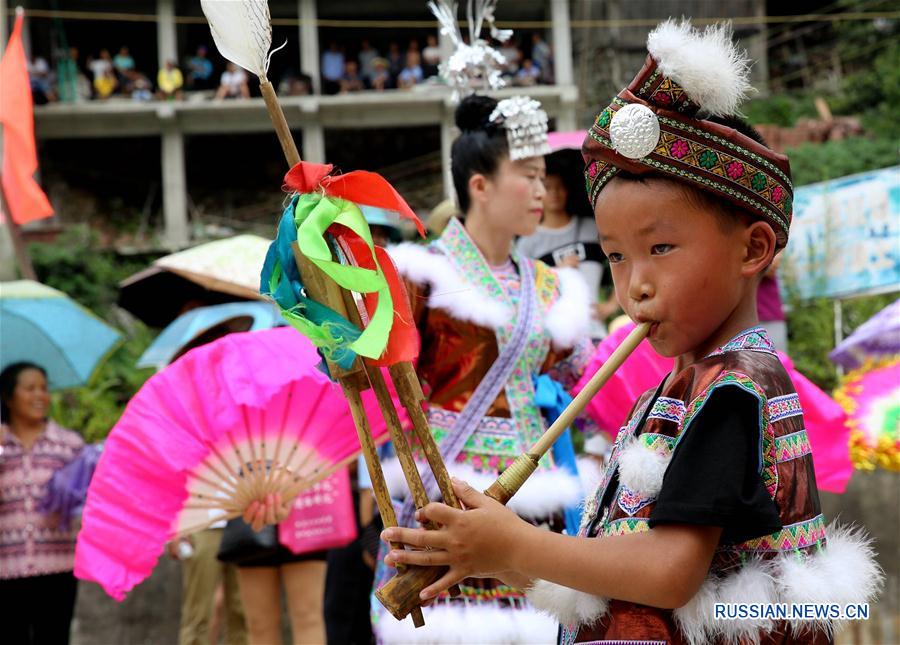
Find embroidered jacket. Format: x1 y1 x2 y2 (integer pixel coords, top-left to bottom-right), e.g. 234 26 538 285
387 218 594 510
527 328 881 645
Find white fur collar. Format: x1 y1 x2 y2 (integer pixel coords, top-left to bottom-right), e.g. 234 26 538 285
389 242 511 329
389 243 591 348
544 267 591 349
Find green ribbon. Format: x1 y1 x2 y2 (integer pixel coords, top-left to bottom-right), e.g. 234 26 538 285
294 193 393 360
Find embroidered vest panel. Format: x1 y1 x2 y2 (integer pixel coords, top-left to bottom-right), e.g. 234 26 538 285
571 330 826 644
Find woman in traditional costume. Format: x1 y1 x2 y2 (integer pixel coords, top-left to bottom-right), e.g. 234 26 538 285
372 59 595 645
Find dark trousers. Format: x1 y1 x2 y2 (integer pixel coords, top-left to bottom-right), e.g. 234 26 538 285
0 572 78 644
323 537 375 645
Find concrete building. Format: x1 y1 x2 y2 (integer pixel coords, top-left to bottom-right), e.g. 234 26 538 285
8 0 579 250
6 0 767 251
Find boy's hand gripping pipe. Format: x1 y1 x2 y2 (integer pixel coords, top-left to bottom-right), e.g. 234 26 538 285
374 322 652 621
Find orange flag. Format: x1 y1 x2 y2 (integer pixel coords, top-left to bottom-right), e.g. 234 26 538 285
0 10 53 224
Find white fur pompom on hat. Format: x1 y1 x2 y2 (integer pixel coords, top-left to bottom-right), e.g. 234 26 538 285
647 19 753 117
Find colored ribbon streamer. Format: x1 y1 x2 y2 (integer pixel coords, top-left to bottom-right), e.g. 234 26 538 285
261 199 363 369
262 161 425 369
533 373 583 536
295 192 394 360
284 161 425 236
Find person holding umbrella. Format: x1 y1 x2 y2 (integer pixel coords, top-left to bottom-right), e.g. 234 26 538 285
0 362 85 645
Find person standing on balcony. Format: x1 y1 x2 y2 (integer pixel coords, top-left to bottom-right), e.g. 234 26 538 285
321 42 345 95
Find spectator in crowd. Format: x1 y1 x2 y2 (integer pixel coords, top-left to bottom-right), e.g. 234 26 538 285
517 148 617 339
397 51 423 89
368 57 391 91
93 68 117 99
278 70 313 96
321 42 345 95
339 60 364 93
215 63 250 99
124 69 154 101
27 55 56 104
113 46 135 80
407 38 420 54
87 49 113 83
531 32 553 83
386 41 404 80
499 37 521 75
186 45 215 91
357 39 379 85
157 60 184 100
422 33 441 78
1 363 85 645
57 48 91 103
515 58 541 86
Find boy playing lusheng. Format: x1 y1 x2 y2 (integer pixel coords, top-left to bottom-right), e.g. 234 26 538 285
382 20 882 644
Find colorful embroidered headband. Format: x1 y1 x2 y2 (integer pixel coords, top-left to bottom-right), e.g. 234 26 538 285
582 20 793 248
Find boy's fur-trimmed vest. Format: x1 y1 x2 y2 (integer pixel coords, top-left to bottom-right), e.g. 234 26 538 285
526 328 882 645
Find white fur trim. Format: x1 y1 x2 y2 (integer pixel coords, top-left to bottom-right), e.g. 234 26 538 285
526 579 608 628
382 459 583 519
521 522 883 642
544 267 591 349
715 558 777 644
575 455 604 497
389 243 511 329
671 522 884 644
647 19 752 117
374 599 558 644
617 438 671 497
673 575 721 645
775 523 883 636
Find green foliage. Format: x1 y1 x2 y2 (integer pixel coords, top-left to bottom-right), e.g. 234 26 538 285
744 94 818 128
786 137 899 187
28 226 158 441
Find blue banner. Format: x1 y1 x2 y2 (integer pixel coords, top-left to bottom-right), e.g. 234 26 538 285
782 166 900 300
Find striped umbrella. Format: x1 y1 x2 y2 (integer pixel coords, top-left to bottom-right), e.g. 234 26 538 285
1 280 122 390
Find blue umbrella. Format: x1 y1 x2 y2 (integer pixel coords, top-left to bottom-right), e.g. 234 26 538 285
136 301 284 369
1 280 123 390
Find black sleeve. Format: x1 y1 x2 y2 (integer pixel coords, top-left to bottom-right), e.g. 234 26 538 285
648 386 783 545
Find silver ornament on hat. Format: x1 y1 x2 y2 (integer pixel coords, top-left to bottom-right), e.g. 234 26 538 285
609 103 661 159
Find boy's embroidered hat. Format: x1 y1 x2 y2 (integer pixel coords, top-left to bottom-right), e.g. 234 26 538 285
583 20 793 248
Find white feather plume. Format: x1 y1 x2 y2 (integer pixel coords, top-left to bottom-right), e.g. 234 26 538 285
647 19 752 117
201 0 272 78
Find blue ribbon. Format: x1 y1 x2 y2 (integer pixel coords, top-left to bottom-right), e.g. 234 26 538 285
533 373 582 535
259 198 363 370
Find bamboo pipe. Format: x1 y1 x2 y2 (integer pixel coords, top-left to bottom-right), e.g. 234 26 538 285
259 78 429 625
375 322 652 621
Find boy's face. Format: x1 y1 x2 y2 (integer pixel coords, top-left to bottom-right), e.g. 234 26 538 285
595 177 747 358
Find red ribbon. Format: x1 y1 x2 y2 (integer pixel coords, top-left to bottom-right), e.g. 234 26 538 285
284 161 425 236
335 231 420 366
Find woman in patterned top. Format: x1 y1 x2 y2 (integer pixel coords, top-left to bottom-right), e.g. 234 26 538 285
0 362 85 645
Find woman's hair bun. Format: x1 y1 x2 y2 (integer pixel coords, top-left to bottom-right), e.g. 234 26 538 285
455 95 498 132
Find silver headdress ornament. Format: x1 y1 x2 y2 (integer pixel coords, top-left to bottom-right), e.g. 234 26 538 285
428 0 509 98
489 96 550 161
428 1 550 161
